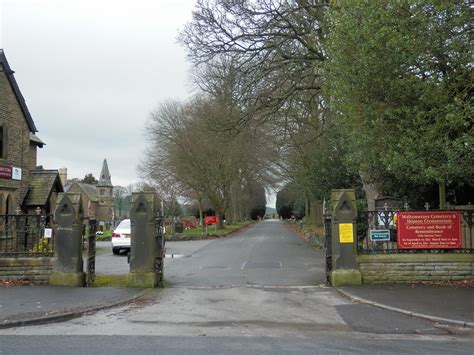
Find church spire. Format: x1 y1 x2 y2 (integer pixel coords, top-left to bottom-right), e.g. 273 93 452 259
97 158 112 187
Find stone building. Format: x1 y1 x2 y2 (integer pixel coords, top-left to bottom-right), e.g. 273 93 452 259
64 159 114 226
96 159 114 223
64 180 98 219
0 49 62 214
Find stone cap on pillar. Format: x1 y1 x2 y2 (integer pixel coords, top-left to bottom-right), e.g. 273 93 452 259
55 193 83 222
331 189 357 222
130 192 158 222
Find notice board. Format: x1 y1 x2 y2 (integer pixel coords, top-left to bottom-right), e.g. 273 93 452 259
397 212 462 249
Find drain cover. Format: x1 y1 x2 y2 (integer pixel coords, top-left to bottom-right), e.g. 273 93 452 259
242 261 282 270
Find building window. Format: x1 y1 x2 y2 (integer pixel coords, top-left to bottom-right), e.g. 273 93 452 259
0 124 7 159
6 194 14 214
100 188 105 196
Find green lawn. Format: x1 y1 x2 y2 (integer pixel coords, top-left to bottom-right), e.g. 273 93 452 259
167 221 254 241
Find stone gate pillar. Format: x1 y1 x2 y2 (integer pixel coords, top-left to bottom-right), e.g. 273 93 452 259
49 193 85 287
330 189 362 286
127 192 161 288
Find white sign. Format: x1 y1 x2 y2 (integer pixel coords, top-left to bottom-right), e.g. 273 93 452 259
44 228 53 239
12 167 22 180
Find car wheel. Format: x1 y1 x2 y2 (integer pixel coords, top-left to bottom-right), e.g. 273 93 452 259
112 248 120 255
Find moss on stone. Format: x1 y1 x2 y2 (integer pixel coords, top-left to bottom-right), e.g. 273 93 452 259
330 269 362 286
49 271 85 287
126 272 161 288
94 274 128 287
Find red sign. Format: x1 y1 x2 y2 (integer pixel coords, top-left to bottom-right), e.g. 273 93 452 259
397 212 462 249
204 216 219 225
0 165 12 180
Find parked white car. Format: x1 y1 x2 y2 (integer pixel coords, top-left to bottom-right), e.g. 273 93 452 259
111 219 131 255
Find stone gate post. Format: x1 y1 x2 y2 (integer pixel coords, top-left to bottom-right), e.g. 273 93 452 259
330 189 362 286
49 193 85 287
127 192 161 288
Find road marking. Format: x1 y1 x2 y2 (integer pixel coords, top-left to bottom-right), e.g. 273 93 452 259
241 261 283 270
199 265 231 270
165 254 188 258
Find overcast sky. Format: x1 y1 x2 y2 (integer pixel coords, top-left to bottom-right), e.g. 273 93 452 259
0 0 195 187
0 0 277 207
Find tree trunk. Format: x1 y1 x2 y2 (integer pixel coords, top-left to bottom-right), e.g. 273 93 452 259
304 197 309 224
439 178 446 210
198 200 204 231
359 170 380 211
311 199 323 226
216 211 224 229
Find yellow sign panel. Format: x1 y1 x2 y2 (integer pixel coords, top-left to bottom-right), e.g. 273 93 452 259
339 223 354 243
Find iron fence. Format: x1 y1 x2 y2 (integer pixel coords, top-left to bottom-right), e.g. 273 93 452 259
358 209 473 254
323 214 332 285
0 214 54 257
86 219 97 286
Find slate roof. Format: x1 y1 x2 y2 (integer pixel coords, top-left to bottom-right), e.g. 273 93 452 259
78 183 98 201
0 49 37 133
24 170 63 206
64 182 98 202
97 158 112 187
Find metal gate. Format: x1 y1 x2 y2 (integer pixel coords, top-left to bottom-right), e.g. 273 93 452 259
323 213 332 285
85 218 97 287
155 213 165 286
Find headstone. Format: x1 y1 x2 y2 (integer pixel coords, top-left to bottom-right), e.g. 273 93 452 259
174 222 184 234
374 196 401 211
49 193 85 287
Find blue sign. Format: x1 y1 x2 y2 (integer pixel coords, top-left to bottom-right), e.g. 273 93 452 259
370 229 390 241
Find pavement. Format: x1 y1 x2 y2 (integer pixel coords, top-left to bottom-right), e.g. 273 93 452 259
0 285 149 329
1 282 472 330
338 284 474 328
1 240 473 330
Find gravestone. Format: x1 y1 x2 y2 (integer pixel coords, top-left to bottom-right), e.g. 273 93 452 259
49 193 85 287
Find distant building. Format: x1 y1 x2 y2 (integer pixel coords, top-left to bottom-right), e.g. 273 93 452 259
96 159 114 224
0 49 63 215
64 159 114 226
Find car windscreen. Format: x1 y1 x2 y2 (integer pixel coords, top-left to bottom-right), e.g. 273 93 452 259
117 219 130 229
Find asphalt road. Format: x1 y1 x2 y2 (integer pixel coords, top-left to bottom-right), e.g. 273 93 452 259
93 220 325 287
165 220 326 287
2 220 473 354
0 334 471 354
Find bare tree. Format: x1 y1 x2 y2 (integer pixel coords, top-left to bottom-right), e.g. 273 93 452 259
113 186 128 220
140 94 275 228
180 0 329 126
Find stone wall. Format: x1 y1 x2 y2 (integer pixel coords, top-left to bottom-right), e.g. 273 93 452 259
0 257 53 284
358 254 474 284
0 60 34 211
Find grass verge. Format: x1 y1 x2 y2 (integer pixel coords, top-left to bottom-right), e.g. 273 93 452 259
166 220 255 241
93 274 128 287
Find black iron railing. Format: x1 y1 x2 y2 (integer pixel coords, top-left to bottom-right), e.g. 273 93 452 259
0 214 54 257
358 209 473 254
323 214 332 285
86 219 97 286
